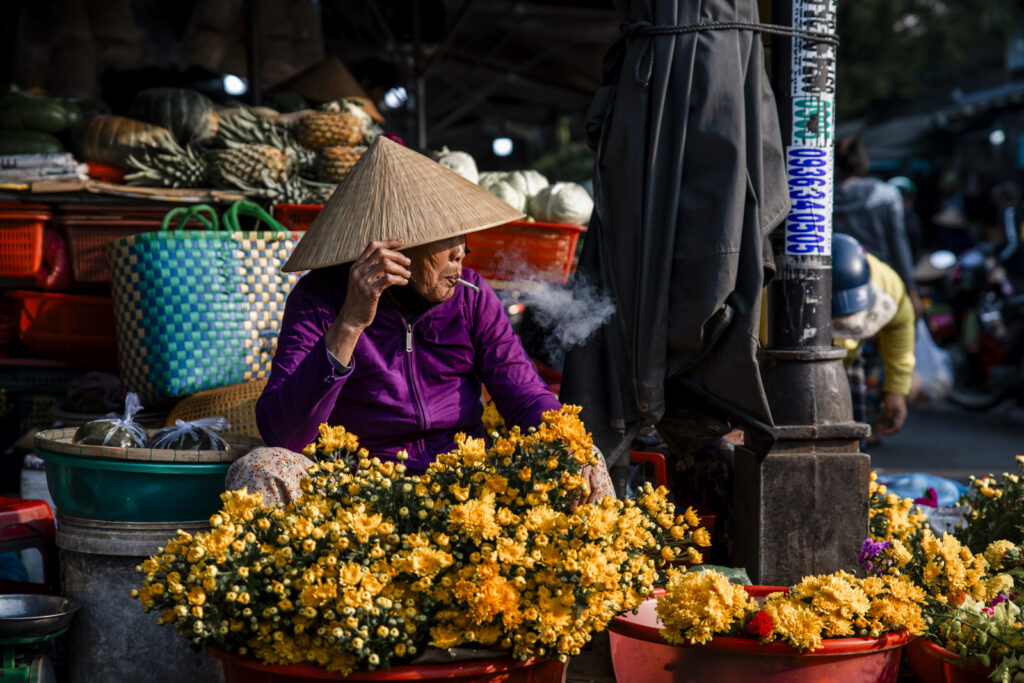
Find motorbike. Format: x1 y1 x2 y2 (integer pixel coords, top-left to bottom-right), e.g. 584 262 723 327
941 243 1024 409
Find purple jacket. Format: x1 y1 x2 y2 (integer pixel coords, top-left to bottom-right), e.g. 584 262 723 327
255 266 561 473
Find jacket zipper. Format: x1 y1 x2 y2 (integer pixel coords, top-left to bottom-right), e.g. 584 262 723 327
404 321 428 436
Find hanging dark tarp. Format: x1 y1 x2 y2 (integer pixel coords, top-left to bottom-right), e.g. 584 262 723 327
561 0 790 465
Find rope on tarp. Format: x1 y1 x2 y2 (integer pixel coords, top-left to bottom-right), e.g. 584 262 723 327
622 20 839 86
622 20 838 45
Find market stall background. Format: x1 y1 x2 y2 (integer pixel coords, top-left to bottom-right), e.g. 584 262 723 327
0 4 616 681
0 0 617 476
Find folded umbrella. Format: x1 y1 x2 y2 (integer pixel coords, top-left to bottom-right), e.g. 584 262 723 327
561 0 790 464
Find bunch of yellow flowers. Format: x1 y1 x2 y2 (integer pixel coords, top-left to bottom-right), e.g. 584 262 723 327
135 406 706 674
869 472 927 543
657 568 927 653
955 457 1024 555
871 529 990 605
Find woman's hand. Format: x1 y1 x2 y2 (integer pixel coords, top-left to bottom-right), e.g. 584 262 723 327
325 240 411 364
576 448 616 507
339 240 412 329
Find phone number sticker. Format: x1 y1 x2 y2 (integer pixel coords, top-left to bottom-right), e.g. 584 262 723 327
790 0 836 98
784 146 833 257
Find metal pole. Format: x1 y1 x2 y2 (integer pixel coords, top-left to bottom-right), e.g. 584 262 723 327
767 0 834 349
246 0 262 106
733 0 870 585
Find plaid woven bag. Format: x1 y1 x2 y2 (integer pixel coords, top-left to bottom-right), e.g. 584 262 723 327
107 203 300 405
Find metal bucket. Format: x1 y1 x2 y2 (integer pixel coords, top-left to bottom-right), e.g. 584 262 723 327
57 513 224 683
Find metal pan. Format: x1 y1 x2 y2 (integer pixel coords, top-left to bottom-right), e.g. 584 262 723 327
0 594 81 640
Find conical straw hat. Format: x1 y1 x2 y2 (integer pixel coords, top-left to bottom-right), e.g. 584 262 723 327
282 137 525 272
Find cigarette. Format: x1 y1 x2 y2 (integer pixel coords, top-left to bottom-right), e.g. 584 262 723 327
456 278 480 292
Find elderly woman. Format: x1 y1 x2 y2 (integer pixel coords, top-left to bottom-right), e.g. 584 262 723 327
227 137 613 504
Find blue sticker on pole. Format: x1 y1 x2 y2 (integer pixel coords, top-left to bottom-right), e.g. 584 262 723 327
784 146 833 257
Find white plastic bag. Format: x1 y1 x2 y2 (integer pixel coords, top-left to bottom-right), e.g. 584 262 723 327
911 318 953 404
151 417 231 451
73 392 148 448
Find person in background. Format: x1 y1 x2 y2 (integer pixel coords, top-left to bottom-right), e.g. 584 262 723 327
992 181 1024 286
834 137 922 317
931 170 974 255
888 176 922 262
831 234 916 443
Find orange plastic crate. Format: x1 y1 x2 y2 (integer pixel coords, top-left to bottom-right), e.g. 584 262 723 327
7 290 118 365
62 218 161 283
464 221 586 285
0 211 50 278
272 203 322 231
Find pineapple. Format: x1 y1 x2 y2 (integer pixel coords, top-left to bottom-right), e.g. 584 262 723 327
215 108 317 177
125 139 209 188
206 144 295 188
316 145 365 182
221 173 336 205
295 110 364 150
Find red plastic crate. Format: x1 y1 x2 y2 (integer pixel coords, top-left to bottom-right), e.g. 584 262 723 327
6 290 118 365
272 203 322 231
464 221 586 285
61 218 161 283
0 211 50 278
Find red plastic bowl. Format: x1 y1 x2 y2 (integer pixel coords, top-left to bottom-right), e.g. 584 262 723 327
903 637 994 683
209 648 566 682
609 587 909 683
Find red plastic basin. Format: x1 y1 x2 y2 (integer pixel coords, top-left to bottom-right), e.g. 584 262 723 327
903 637 993 683
209 648 566 682
609 587 909 683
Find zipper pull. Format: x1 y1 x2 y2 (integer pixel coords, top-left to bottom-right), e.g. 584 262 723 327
405 323 413 353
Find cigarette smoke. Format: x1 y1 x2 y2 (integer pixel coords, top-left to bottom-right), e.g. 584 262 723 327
520 275 615 353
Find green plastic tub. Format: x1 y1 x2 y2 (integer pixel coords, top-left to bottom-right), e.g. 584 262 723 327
36 449 230 523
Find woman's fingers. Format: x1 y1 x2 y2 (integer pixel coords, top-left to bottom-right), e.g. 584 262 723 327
356 240 411 269
357 239 406 261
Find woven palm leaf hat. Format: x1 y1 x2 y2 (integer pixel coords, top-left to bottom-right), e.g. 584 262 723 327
282 136 524 272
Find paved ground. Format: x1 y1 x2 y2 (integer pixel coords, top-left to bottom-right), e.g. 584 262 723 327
868 398 1024 482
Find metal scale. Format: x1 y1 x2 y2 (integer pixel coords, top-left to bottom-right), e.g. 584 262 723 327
0 595 80 683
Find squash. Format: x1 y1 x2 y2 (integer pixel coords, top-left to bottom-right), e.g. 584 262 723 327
528 182 593 226
58 97 108 128
73 115 176 169
504 170 549 199
0 130 65 155
481 178 527 212
129 88 216 144
0 92 69 133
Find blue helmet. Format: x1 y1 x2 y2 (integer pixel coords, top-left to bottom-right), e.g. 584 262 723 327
831 233 873 317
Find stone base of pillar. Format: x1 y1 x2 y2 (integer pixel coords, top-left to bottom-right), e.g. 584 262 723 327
732 432 871 586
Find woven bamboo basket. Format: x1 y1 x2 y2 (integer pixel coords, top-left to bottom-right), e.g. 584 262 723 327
34 427 262 464
166 378 268 438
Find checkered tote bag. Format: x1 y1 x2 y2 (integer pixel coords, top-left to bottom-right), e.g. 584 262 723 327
107 203 300 405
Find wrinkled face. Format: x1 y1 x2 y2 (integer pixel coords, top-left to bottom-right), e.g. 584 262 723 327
403 236 467 303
